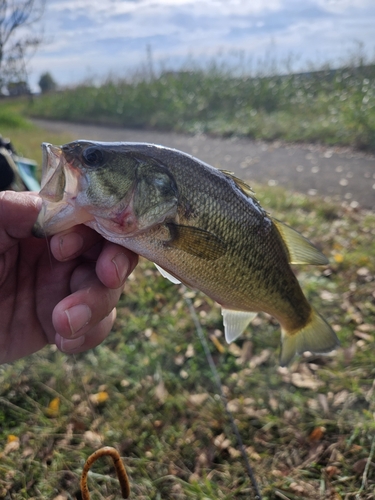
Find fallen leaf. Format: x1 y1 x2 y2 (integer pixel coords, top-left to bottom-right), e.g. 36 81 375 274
325 465 340 478
332 390 349 407
291 372 324 390
154 381 168 404
354 330 373 341
89 391 109 405
83 430 103 448
333 253 344 263
185 344 195 358
7 434 19 443
188 393 209 406
214 433 231 450
46 397 60 417
353 458 368 475
309 426 326 442
249 349 271 368
4 438 20 455
210 334 226 353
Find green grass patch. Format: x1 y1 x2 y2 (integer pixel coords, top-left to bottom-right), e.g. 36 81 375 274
0 98 73 169
27 62 375 150
1 173 375 498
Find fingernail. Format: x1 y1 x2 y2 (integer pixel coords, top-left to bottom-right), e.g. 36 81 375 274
65 304 91 336
34 196 43 211
112 253 129 285
59 232 84 260
60 335 85 352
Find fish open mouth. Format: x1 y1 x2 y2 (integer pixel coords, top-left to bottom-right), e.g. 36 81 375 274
33 143 92 237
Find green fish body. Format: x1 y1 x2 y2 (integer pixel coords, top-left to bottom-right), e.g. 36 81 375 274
33 141 339 365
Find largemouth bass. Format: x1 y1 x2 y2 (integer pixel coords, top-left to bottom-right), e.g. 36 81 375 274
33 141 339 365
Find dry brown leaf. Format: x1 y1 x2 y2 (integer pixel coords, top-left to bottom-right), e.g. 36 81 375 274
155 381 168 404
249 349 271 368
188 393 209 406
227 399 240 412
332 390 349 407
353 458 368 475
289 482 306 494
354 330 374 341
308 426 326 442
21 447 34 458
83 430 103 448
237 340 253 365
210 334 226 353
318 393 329 415
357 323 374 333
325 465 340 478
228 343 242 357
214 433 231 450
228 446 241 458
185 344 195 358
3 439 20 455
291 372 324 390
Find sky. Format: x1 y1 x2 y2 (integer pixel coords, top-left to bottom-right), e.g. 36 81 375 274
21 0 375 91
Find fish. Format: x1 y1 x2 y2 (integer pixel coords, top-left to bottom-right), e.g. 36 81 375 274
33 141 339 365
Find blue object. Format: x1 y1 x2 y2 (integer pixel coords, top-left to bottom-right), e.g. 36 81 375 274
14 156 41 191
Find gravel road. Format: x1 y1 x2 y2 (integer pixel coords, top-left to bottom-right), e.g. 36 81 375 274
34 119 375 210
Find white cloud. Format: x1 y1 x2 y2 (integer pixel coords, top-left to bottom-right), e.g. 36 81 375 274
28 0 375 90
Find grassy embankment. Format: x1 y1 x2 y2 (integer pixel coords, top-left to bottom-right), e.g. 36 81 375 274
0 92 375 499
27 62 375 151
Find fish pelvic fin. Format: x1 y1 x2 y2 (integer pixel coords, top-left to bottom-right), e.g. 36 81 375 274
273 218 328 265
222 309 257 343
154 263 181 284
280 309 339 366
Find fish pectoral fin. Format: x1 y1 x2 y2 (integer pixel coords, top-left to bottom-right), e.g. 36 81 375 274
280 309 339 366
166 223 226 260
221 309 257 343
154 263 181 284
273 218 328 265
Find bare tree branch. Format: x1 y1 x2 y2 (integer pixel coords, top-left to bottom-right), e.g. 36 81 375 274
0 0 45 88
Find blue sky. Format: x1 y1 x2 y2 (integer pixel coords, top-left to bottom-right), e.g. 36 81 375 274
27 0 375 90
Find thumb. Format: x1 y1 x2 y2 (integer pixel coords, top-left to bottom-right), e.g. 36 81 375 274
0 191 42 251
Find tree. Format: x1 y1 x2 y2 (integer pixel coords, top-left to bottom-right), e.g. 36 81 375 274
0 0 45 89
38 71 56 93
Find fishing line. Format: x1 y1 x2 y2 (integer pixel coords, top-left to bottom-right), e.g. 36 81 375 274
184 290 263 500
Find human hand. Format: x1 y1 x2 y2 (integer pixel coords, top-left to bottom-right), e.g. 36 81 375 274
0 190 138 364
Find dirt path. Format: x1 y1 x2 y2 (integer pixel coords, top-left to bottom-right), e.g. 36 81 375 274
33 119 375 210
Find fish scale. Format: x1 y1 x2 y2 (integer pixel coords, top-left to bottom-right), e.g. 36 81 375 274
33 141 339 365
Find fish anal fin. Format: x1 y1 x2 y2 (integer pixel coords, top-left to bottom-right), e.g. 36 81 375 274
273 218 328 265
154 263 181 284
222 308 257 343
166 223 226 260
280 309 339 366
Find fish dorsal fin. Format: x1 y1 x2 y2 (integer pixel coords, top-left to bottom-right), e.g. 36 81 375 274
273 218 328 265
154 263 181 284
221 309 257 343
220 170 258 200
166 223 226 261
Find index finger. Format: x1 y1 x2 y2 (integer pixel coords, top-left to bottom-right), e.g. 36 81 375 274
0 191 41 252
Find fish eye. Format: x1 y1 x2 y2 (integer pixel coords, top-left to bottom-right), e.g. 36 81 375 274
83 147 104 167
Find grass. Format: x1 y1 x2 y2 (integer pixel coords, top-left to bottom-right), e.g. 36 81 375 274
0 97 73 166
0 122 375 499
25 61 375 151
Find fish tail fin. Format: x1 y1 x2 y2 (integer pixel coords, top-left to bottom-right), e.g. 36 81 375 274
280 309 339 366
